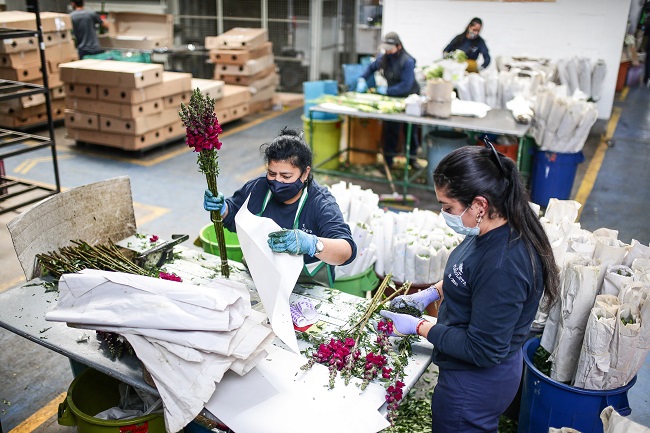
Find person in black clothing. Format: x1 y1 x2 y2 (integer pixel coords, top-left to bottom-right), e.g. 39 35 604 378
69 0 108 59
381 142 560 432
444 17 491 72
356 32 421 169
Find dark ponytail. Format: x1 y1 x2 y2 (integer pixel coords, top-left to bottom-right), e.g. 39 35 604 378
433 146 559 308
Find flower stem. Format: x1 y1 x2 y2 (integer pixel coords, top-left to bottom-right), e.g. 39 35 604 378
205 172 230 278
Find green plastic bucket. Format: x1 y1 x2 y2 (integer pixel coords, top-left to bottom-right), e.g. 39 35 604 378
58 368 165 433
333 265 380 297
302 115 341 170
199 223 243 263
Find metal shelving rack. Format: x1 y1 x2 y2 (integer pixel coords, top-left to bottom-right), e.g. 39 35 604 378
0 0 61 215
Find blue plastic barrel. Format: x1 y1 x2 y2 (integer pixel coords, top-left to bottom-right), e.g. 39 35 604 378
530 150 585 207
425 130 468 184
303 80 338 120
517 338 636 433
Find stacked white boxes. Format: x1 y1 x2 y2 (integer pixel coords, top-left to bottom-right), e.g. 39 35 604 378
206 28 278 115
60 59 192 151
0 11 78 128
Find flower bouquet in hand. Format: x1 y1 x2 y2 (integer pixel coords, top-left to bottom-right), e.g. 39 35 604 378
299 275 416 425
180 88 230 278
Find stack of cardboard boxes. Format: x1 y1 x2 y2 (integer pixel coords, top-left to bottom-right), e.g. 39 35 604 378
0 11 78 128
61 59 193 151
191 77 251 125
206 27 278 115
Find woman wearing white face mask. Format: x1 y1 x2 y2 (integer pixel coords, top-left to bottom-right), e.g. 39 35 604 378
203 128 356 287
443 17 491 72
380 140 559 432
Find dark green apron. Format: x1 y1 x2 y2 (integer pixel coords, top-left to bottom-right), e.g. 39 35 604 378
258 189 335 288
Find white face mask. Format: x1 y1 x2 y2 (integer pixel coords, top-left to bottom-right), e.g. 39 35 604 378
441 207 480 236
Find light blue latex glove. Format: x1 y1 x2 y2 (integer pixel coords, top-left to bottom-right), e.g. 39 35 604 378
389 285 440 313
380 310 422 336
267 229 318 256
203 189 227 216
376 86 388 95
355 77 368 93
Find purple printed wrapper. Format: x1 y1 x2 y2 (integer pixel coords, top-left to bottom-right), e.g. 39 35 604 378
296 299 317 320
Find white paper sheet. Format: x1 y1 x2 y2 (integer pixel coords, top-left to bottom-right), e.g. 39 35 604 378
205 346 390 433
235 195 304 353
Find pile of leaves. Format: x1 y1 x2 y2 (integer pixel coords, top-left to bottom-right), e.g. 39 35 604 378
313 93 406 113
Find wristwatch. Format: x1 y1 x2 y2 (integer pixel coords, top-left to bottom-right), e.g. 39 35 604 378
314 238 324 256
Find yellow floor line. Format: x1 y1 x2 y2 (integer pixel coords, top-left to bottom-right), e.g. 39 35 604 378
617 86 629 101
574 107 622 218
0 274 26 293
9 392 66 433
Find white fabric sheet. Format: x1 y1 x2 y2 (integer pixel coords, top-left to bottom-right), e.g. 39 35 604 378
235 195 303 353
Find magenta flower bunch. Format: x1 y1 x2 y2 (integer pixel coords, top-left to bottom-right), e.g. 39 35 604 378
299 276 414 425
179 88 230 278
159 272 182 282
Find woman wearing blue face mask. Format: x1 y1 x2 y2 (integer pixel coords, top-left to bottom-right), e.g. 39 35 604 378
443 17 491 72
203 127 356 287
380 142 560 432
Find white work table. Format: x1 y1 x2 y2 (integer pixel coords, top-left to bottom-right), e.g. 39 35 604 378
0 244 434 426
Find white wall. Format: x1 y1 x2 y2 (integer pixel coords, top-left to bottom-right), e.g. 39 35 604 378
382 0 632 119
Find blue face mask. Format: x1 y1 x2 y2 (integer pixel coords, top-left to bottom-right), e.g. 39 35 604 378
267 177 304 202
441 207 480 236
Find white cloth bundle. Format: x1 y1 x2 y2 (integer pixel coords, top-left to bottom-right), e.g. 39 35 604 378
506 94 534 124
567 57 581 95
632 258 650 283
414 247 432 284
625 287 650 384
328 181 351 220
562 102 598 153
497 71 513 109
468 73 486 104
601 405 650 433
573 304 618 389
370 219 385 277
623 240 650 267
550 256 601 382
46 269 274 433
392 237 408 283
545 199 582 225
602 265 635 296
577 57 592 97
555 99 586 143
591 59 607 101
484 71 499 108
568 231 597 259
603 303 641 389
545 96 568 137
454 76 472 101
594 237 630 292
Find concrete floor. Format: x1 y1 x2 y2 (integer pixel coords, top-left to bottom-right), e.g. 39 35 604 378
0 87 649 432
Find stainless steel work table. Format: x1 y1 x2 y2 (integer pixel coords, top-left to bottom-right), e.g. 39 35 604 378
308 105 531 195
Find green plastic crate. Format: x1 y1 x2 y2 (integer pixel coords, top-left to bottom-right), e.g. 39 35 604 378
333 265 380 297
84 50 151 63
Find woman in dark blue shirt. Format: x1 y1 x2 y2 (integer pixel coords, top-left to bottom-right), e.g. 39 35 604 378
204 128 356 287
382 142 560 432
444 17 491 72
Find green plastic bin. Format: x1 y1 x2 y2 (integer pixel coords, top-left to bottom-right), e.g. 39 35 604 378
84 50 152 63
58 368 165 433
333 265 380 297
302 115 342 170
200 223 244 263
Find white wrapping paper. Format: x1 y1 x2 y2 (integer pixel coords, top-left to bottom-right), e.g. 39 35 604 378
550 256 601 382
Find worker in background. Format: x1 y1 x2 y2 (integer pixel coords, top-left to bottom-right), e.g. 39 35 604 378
69 0 108 59
381 142 560 432
203 128 357 288
356 32 421 169
443 17 491 72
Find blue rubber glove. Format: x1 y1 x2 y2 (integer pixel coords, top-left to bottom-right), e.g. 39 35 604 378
380 310 423 336
203 189 227 216
376 86 388 95
355 78 368 93
267 229 318 256
389 285 441 313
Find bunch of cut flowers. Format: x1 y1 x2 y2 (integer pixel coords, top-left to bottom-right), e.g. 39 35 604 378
299 275 420 424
